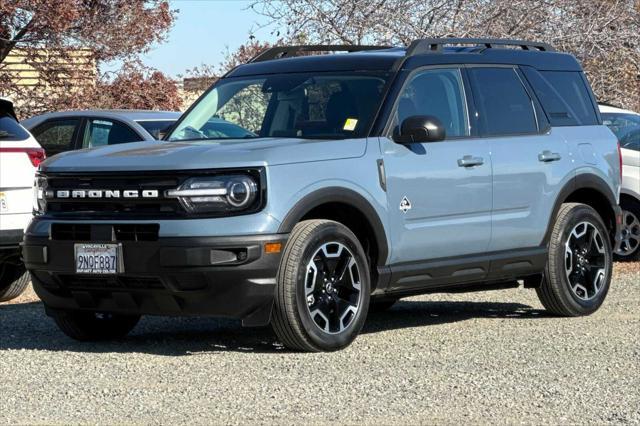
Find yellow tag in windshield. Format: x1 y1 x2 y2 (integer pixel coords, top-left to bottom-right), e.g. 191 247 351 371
343 118 358 131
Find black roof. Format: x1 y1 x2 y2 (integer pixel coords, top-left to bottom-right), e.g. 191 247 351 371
227 39 582 78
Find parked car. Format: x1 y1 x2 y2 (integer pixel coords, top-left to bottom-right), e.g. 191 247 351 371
24 39 622 351
0 98 45 302
599 104 640 260
21 110 181 157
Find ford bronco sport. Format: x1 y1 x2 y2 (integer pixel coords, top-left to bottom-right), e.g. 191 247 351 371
23 39 623 352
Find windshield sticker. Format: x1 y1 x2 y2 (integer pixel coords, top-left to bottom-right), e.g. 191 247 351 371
343 118 358 131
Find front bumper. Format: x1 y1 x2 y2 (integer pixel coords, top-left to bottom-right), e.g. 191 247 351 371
23 229 287 326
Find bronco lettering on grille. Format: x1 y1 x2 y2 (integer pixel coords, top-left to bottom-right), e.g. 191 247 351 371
47 190 160 199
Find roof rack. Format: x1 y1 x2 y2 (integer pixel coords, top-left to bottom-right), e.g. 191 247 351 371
250 45 391 63
405 38 555 56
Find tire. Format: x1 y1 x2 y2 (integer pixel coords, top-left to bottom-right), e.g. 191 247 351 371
51 310 140 341
614 197 640 262
369 298 397 313
0 260 30 303
537 203 613 316
271 220 371 352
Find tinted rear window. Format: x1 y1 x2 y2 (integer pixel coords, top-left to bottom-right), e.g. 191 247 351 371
0 115 30 141
523 69 598 126
468 67 538 136
136 120 177 139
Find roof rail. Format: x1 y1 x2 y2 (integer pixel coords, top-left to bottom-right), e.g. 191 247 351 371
250 45 391 63
405 38 555 57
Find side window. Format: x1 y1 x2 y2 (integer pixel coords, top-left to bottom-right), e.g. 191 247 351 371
540 71 598 126
468 67 538 136
32 118 80 156
393 68 469 139
82 119 142 148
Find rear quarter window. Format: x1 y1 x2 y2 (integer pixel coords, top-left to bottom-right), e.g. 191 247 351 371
523 68 599 126
0 115 30 141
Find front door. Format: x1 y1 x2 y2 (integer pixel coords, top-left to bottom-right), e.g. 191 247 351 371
381 67 492 268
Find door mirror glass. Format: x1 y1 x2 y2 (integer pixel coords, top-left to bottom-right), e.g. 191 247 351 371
394 115 446 144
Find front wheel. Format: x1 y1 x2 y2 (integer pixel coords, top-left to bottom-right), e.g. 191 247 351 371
537 203 613 316
51 310 140 341
271 220 371 352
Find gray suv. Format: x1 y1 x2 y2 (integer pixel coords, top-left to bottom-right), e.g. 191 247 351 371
23 39 623 352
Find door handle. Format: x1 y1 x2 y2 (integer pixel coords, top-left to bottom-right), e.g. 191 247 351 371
538 150 562 162
457 155 484 167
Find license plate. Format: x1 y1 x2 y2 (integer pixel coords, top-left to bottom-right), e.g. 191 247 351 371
0 192 7 212
74 243 121 274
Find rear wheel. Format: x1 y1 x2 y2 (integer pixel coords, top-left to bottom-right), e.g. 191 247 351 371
614 198 640 261
271 220 370 352
0 257 30 302
51 310 140 341
537 203 612 316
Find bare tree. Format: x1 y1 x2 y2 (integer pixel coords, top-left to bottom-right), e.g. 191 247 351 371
0 0 177 116
251 0 640 110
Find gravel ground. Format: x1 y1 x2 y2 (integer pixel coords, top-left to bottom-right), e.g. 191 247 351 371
0 263 638 425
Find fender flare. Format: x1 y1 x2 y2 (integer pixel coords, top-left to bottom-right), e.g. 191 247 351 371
542 173 618 245
277 187 389 266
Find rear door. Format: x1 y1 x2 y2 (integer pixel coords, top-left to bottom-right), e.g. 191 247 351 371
466 66 572 252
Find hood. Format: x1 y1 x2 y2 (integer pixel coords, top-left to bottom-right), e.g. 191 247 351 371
40 137 367 173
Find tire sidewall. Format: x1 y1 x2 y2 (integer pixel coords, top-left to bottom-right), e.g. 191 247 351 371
292 223 370 350
552 206 612 314
0 260 25 292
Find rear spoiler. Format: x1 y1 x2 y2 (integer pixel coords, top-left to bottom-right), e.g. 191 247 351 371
0 97 17 120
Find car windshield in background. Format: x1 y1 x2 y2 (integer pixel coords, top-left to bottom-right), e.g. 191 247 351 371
602 113 640 141
620 129 640 151
167 72 390 142
0 115 30 141
136 120 177 140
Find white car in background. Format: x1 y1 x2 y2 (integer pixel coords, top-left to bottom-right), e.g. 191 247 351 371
0 98 45 301
600 104 640 260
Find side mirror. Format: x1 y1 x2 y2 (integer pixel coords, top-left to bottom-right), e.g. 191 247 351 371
394 115 446 144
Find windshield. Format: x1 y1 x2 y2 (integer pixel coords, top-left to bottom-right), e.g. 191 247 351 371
602 112 640 141
0 115 30 141
167 72 389 142
136 120 177 139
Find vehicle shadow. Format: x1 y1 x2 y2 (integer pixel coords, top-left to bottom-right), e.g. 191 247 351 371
0 299 545 356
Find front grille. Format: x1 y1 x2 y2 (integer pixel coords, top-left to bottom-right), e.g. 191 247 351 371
43 172 185 218
41 169 265 219
58 275 165 290
114 224 159 241
51 223 159 242
51 223 91 241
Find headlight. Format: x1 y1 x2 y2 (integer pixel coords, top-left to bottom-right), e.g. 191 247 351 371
33 175 47 214
166 175 260 214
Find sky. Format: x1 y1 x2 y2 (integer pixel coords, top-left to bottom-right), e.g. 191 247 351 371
109 0 278 78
